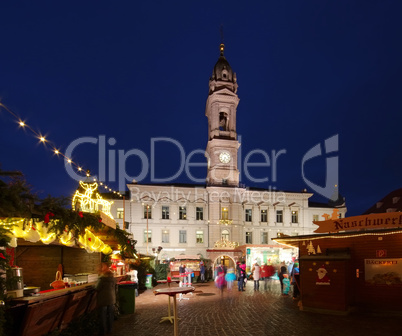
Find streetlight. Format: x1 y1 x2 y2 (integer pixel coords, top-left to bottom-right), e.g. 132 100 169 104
146 204 149 255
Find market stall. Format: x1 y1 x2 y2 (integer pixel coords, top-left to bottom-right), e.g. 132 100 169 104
1 180 137 335
274 212 402 314
170 255 201 279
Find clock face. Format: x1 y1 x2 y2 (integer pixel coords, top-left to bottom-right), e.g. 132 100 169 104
219 151 231 164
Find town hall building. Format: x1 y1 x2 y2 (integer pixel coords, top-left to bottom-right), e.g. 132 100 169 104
109 43 347 269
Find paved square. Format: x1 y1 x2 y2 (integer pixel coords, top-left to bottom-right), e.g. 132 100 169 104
111 280 401 336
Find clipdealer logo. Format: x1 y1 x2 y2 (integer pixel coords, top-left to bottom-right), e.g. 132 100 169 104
301 134 339 201
64 134 340 201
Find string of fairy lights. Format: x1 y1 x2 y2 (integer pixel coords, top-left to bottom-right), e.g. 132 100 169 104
273 229 402 249
0 102 123 197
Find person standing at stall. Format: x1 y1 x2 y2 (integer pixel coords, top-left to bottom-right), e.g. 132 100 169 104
237 261 246 291
278 264 288 295
179 263 186 287
200 261 206 282
96 262 117 336
126 264 139 297
185 265 193 287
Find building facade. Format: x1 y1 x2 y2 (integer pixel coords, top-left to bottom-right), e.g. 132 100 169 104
109 44 347 267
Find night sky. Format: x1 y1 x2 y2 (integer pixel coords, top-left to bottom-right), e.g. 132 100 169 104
1 1 401 216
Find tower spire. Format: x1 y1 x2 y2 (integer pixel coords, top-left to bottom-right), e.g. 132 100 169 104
220 24 225 56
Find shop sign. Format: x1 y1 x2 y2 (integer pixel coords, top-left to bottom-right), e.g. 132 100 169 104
313 212 402 233
246 248 250 255
376 250 387 258
365 258 402 286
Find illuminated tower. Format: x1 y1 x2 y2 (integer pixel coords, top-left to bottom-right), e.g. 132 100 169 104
205 43 240 187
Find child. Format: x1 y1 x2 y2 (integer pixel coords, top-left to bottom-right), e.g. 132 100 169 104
282 274 290 296
225 267 236 290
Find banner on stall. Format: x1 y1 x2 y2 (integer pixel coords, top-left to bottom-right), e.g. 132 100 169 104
365 258 402 286
313 212 402 233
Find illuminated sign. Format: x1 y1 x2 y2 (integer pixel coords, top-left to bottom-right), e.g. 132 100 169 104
72 181 114 219
313 212 402 234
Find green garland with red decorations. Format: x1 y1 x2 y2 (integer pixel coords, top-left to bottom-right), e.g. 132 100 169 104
37 196 137 258
0 175 137 258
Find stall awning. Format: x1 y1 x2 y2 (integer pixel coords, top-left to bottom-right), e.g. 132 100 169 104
174 255 200 260
273 228 402 249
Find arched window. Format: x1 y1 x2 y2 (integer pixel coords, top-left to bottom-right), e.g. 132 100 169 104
219 112 228 131
221 229 229 241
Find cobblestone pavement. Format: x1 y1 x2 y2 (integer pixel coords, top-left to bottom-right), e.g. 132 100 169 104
111 280 401 336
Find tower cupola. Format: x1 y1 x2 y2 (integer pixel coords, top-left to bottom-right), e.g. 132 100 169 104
209 44 238 94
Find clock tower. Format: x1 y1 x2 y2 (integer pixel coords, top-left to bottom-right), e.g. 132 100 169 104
205 43 240 187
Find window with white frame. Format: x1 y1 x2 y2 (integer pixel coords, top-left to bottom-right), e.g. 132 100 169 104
196 230 204 243
221 229 229 241
179 206 187 220
144 205 152 219
179 230 187 243
196 207 204 220
276 210 283 223
261 232 268 244
144 230 152 243
245 231 252 244
245 209 252 222
261 209 267 222
291 210 298 223
116 208 124 219
162 206 170 219
162 230 169 243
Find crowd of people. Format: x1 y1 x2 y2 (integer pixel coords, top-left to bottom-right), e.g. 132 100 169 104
212 260 301 299
94 259 300 335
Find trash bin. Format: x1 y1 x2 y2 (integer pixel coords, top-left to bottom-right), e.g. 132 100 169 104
145 274 153 289
118 281 137 314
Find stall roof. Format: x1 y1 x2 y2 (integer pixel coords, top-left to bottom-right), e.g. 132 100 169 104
273 228 402 248
174 255 200 260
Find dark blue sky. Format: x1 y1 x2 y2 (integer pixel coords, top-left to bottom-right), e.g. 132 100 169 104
1 1 401 216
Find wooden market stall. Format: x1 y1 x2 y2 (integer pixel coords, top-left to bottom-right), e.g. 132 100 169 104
2 180 136 335
6 221 128 336
170 255 202 278
274 212 402 315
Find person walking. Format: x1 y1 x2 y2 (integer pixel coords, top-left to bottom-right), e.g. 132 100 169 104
96 262 117 336
282 274 291 296
225 267 236 290
291 262 300 300
260 263 268 290
215 263 226 294
266 263 275 290
251 263 261 291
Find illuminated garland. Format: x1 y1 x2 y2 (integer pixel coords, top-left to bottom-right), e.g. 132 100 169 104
72 180 114 219
0 174 136 258
273 229 402 248
0 217 112 254
214 239 239 248
219 219 233 225
0 102 122 197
